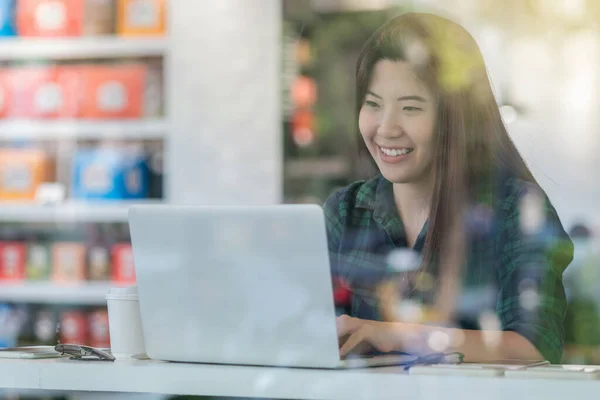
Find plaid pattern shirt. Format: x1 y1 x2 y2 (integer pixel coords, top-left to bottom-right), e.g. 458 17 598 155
324 174 574 363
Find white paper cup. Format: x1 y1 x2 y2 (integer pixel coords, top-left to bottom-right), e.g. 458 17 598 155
106 286 146 359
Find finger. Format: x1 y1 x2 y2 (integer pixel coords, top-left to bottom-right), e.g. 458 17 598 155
336 315 361 338
339 325 372 357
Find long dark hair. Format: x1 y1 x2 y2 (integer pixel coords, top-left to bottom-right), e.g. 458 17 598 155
356 13 536 300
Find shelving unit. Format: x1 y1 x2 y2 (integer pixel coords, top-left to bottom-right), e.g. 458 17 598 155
0 19 170 327
0 282 110 305
0 36 169 225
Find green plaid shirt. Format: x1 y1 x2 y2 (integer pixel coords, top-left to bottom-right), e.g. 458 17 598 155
324 174 573 363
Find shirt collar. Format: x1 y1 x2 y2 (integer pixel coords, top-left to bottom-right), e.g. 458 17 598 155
354 175 380 210
356 175 406 243
357 174 428 251
355 175 395 215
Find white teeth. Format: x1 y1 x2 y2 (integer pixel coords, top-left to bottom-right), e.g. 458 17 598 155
381 147 411 156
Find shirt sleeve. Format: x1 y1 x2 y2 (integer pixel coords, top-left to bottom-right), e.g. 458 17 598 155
323 185 398 319
495 179 574 363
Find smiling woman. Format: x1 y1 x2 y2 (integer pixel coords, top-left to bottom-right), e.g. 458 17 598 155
324 13 574 364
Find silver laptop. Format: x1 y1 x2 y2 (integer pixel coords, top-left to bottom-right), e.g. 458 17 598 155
128 204 415 369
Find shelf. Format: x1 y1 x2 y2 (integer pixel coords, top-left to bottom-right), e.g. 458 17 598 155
0 119 168 140
0 282 110 305
0 200 162 223
0 37 167 60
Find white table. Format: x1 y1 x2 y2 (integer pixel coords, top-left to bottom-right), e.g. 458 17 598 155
0 358 599 400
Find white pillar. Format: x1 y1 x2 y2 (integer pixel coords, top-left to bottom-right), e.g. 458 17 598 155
166 0 282 205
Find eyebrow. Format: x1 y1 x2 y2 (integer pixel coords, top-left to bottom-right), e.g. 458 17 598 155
366 90 427 102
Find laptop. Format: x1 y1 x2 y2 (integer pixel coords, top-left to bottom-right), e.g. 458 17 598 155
128 204 420 369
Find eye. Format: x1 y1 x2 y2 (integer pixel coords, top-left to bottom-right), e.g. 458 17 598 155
403 106 422 112
364 100 380 108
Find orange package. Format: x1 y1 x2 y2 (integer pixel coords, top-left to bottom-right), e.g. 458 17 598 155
80 64 147 119
17 0 85 37
0 242 27 282
117 0 165 37
0 149 51 202
8 66 82 119
111 243 136 285
52 242 87 282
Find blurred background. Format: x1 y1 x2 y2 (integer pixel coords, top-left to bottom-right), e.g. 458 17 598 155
0 0 599 397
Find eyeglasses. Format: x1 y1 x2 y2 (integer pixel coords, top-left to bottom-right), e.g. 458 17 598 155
55 344 115 361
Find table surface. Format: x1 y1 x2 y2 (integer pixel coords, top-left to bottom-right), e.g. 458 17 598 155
1 357 599 400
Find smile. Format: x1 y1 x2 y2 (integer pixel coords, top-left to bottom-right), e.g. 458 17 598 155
379 147 413 156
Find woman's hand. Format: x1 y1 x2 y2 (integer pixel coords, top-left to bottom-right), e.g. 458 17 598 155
336 314 404 357
336 315 546 363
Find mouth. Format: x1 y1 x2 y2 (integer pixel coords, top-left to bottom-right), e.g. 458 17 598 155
378 146 414 163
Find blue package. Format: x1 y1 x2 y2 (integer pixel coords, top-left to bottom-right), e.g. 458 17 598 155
0 304 18 348
71 147 149 200
0 0 16 37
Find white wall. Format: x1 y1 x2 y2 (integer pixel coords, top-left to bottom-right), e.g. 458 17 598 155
166 0 282 205
478 30 600 230
503 31 600 230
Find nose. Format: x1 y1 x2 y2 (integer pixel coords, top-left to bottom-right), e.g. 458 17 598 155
377 109 404 138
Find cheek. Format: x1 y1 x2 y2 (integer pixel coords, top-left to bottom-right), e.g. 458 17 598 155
358 110 376 141
414 116 436 150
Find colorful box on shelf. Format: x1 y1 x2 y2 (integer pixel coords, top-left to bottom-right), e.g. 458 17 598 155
71 147 149 200
17 0 129 38
89 308 110 348
51 242 87 282
0 235 136 284
0 303 26 347
0 241 26 281
0 69 12 118
117 0 165 37
32 307 57 343
0 148 52 202
17 0 85 37
80 63 147 119
26 243 51 280
60 309 88 345
0 62 162 119
111 243 135 285
7 66 81 119
83 0 115 36
0 0 17 37
87 244 110 281
20 306 109 347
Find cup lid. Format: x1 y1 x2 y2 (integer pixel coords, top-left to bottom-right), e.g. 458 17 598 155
106 285 138 300
107 285 137 295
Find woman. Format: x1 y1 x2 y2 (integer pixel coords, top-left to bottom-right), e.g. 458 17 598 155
325 13 573 364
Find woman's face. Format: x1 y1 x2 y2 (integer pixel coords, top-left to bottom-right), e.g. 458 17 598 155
359 60 437 185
